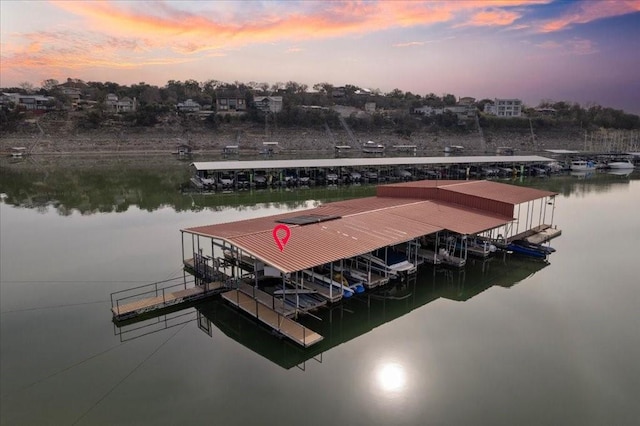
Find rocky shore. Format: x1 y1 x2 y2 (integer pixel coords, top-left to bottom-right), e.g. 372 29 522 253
2 119 636 157
0 128 585 155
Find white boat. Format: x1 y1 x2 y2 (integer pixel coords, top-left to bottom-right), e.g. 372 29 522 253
10 147 27 158
607 169 633 177
444 145 464 154
358 250 417 278
362 141 385 154
570 160 597 171
607 160 634 170
302 269 353 298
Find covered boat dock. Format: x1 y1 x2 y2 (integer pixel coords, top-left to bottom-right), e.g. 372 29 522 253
180 179 559 347
190 155 555 188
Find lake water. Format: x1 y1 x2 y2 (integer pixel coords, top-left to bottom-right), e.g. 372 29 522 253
1 160 639 426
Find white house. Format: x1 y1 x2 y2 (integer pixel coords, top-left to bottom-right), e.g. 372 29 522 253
105 94 136 112
254 96 283 113
177 99 201 112
484 98 522 117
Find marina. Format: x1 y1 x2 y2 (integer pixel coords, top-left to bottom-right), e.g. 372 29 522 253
189 155 555 190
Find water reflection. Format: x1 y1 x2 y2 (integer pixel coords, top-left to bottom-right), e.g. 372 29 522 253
376 362 407 393
0 157 376 214
1 157 637 214
113 254 548 370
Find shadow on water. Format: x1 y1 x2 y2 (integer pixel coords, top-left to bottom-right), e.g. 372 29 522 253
114 254 548 370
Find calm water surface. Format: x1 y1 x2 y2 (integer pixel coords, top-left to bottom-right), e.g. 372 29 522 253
1 163 639 426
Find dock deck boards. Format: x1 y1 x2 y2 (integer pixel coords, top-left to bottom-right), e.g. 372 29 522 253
236 281 296 317
359 270 388 288
112 282 224 317
509 224 562 244
222 290 323 347
526 227 562 244
417 248 465 268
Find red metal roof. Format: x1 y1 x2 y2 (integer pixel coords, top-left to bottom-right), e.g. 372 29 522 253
229 205 444 273
187 197 424 239
183 183 518 273
379 180 557 205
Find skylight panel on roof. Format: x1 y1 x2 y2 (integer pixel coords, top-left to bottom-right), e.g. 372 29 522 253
277 214 341 226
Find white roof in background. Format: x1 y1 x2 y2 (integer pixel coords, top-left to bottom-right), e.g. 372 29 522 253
191 155 554 171
545 149 580 154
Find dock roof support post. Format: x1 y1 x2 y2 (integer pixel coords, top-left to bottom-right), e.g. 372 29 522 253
538 198 544 228
181 231 185 264
281 274 286 313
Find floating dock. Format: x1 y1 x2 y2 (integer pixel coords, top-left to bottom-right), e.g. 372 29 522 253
111 280 224 322
180 179 561 347
221 289 323 347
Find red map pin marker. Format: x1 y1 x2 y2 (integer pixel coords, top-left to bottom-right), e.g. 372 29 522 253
272 224 291 252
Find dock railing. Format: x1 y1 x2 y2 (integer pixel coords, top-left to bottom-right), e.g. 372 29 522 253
110 276 190 315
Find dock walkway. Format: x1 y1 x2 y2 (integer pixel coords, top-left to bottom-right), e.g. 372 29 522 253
222 290 323 347
112 281 224 320
417 248 466 268
235 281 296 317
508 224 562 244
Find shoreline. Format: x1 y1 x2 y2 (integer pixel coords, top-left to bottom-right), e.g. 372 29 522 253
2 124 637 158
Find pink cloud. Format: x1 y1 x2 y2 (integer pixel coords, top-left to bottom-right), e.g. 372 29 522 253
463 9 522 27
393 41 426 48
535 37 598 55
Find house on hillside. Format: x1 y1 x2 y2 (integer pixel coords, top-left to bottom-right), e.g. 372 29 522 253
458 97 476 105
216 90 247 113
445 105 477 121
412 105 443 116
0 92 20 108
177 99 201 113
105 93 137 113
57 87 82 109
254 96 283 113
484 98 522 117
1 93 55 111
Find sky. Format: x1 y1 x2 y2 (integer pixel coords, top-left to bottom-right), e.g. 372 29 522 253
1 0 639 113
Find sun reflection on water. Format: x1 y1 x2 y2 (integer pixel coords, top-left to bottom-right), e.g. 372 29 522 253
376 362 407 393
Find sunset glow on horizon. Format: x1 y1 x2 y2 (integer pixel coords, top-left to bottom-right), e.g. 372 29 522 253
1 0 639 112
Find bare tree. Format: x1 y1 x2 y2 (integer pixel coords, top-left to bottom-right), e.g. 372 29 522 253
19 81 35 93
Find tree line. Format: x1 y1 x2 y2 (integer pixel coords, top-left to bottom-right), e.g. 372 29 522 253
2 78 639 132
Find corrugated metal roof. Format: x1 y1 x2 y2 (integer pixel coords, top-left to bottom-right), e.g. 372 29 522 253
439 180 557 205
186 197 424 239
191 155 554 171
183 183 521 273
379 180 557 206
392 200 512 235
228 206 444 273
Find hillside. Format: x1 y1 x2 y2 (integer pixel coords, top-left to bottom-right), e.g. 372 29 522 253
1 109 638 156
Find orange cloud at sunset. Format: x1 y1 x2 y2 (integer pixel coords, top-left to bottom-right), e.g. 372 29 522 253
48 0 548 47
464 9 522 27
1 0 554 83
